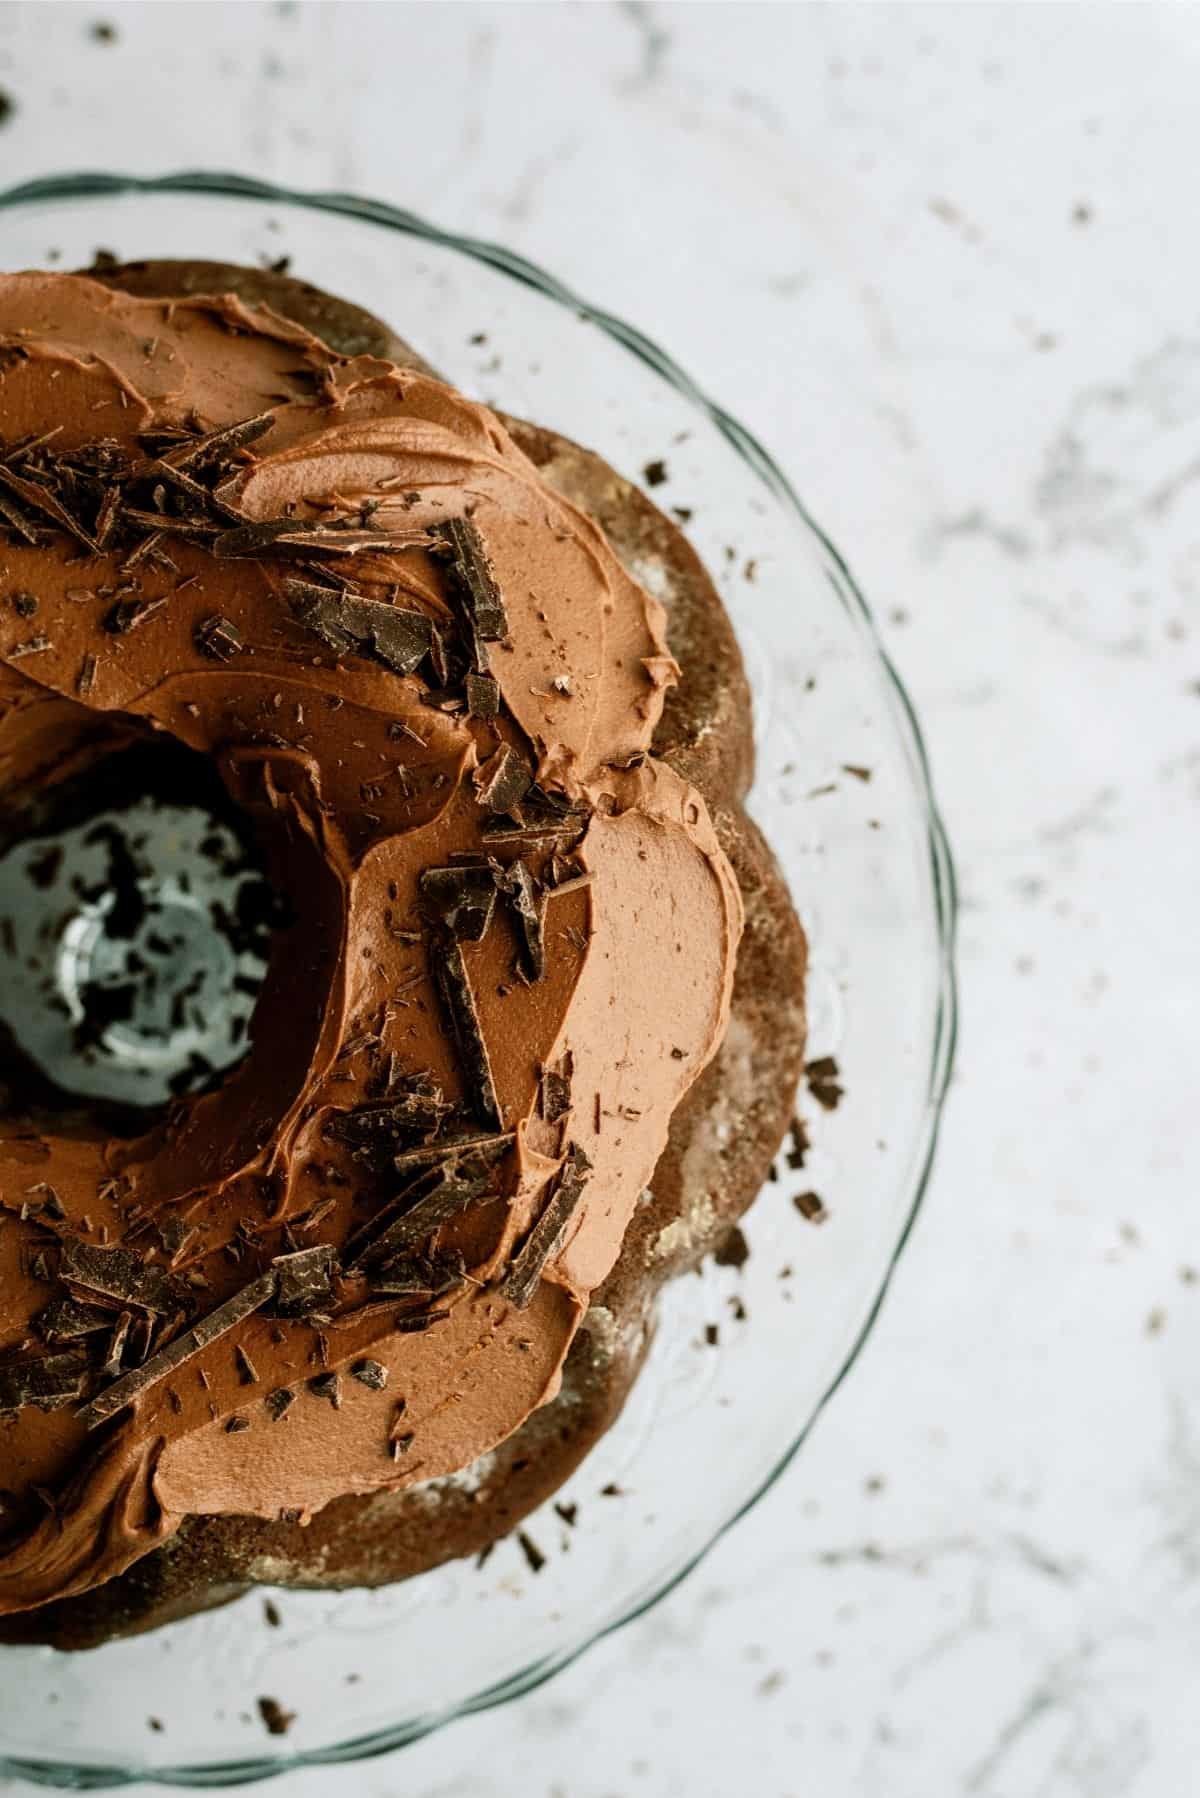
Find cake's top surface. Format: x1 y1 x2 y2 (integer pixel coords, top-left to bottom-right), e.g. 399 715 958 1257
0 273 741 1614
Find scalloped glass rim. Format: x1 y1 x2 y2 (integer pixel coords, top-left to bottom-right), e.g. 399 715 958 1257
0 171 958 1790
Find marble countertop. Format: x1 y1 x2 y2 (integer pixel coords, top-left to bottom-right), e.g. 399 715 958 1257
0 4 1197 1794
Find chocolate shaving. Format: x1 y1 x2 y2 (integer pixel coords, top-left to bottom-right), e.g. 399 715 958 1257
349 1162 495 1269
420 864 497 943
101 1312 133 1379
60 1238 174 1314
433 515 508 659
219 520 430 560
265 1385 295 1422
0 1350 90 1415
272 1244 335 1318
35 1295 113 1343
539 1058 573 1124
434 942 501 1130
545 870 593 899
0 465 97 550
498 859 545 980
159 410 276 473
393 1310 450 1334
473 743 532 815
93 485 122 551
0 488 42 546
120 507 218 543
285 578 433 675
195 613 243 660
503 1145 591 1308
105 594 166 635
350 1358 388 1390
307 1371 342 1409
143 456 242 520
367 1247 466 1297
390 1130 514 1178
8 635 52 659
325 1088 453 1157
80 1268 276 1429
465 671 500 718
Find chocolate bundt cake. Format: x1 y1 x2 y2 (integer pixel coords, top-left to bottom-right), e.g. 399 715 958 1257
0 263 806 1648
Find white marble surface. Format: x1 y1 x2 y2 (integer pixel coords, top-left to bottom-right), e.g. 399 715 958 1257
1 3 1198 1793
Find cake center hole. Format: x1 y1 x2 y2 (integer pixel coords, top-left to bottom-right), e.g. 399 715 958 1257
0 742 284 1117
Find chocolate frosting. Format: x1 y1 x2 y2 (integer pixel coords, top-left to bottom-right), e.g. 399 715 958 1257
0 274 741 1614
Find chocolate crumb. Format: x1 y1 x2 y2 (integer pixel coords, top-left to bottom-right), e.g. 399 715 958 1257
257 1696 295 1737
263 1599 282 1627
793 1191 828 1224
225 1414 251 1433
554 1501 578 1526
805 1056 844 1111
308 1370 342 1409
713 1226 749 1271
785 1117 810 1169
265 1386 295 1422
516 1529 546 1573
642 459 668 487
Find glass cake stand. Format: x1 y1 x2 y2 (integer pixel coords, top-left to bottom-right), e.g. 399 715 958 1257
0 173 957 1789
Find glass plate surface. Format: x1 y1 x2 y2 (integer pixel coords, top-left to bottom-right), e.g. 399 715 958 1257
0 173 957 1790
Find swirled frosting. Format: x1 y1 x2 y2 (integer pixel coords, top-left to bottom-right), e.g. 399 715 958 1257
0 273 741 1614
